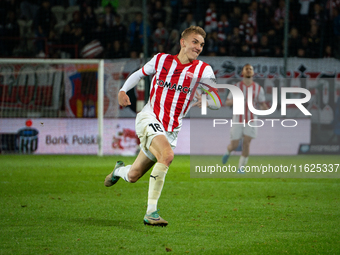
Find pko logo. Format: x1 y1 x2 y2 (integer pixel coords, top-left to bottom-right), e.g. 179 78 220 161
200 84 311 116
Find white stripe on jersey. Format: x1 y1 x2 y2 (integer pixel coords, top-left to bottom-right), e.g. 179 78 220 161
149 54 167 114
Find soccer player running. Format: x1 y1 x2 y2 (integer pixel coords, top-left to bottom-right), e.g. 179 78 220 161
104 26 220 227
222 64 268 172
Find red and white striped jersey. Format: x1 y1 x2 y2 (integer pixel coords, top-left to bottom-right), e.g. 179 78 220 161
141 53 217 132
227 81 265 123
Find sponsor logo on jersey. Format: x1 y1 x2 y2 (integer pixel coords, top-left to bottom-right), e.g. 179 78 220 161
156 79 191 94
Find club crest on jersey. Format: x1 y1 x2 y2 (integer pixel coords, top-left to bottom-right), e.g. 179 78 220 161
186 71 194 79
156 79 191 94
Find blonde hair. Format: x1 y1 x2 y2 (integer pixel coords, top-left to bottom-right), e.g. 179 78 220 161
181 26 206 39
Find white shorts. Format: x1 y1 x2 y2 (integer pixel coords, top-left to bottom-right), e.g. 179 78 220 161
230 125 257 140
135 111 178 162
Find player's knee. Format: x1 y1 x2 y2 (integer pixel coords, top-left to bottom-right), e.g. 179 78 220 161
159 149 174 166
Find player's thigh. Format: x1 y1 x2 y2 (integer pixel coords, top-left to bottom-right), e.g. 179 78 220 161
230 139 240 148
230 125 243 140
243 125 257 139
135 111 166 152
149 134 174 163
242 135 252 146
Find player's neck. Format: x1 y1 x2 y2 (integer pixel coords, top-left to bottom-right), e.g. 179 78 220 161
243 78 253 86
177 52 193 65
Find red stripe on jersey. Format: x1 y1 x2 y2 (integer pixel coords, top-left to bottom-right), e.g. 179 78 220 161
174 65 197 128
162 60 182 130
153 54 173 121
250 83 255 120
142 67 147 76
182 62 208 118
257 83 261 102
149 53 163 103
239 82 244 123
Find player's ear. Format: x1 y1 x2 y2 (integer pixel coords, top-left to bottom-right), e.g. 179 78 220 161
180 38 185 48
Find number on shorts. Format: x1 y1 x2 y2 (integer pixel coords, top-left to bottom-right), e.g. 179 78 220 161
149 123 163 132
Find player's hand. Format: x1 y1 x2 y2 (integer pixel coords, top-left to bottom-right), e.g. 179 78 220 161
118 91 131 107
192 91 207 108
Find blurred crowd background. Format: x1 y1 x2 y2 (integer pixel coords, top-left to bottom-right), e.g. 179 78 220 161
0 0 339 59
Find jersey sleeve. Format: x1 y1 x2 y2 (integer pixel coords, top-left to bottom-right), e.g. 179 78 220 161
141 54 158 76
199 64 221 110
119 54 158 92
201 65 215 80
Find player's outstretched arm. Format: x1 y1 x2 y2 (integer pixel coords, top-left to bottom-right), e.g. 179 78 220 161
118 91 131 107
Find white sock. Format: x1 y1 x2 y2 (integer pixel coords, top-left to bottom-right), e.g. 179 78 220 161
146 163 168 214
114 165 131 182
238 156 248 169
225 149 230 155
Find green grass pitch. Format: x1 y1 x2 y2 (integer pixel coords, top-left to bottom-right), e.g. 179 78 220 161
0 154 339 254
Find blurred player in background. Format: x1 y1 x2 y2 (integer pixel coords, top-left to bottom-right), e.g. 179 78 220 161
222 64 268 172
104 26 221 226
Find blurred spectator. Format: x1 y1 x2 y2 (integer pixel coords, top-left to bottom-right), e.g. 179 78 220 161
297 48 306 57
149 0 167 31
248 1 258 32
60 22 85 58
205 31 219 55
4 10 20 56
33 0 57 57
128 12 151 56
106 40 127 58
178 0 194 25
179 13 197 34
256 34 272 56
334 7 340 58
93 14 108 49
326 0 340 19
239 43 252 56
271 45 283 57
307 23 321 58
104 4 116 29
245 26 258 55
274 0 286 23
300 36 313 56
238 13 253 37
310 3 323 26
166 29 180 55
257 2 270 34
298 0 314 31
222 0 237 11
228 26 242 56
60 24 75 57
83 6 97 40
217 14 231 43
229 5 242 29
102 0 119 13
20 0 40 20
205 2 217 33
69 11 82 32
324 44 333 57
288 27 302 57
112 14 127 45
5 0 17 13
272 18 284 45
152 21 169 54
